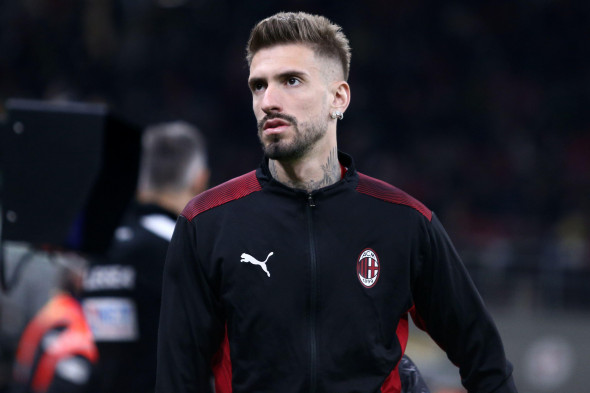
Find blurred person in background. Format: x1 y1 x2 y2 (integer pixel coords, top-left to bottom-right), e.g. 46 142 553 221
156 11 516 393
81 121 209 393
10 251 98 393
1 244 62 391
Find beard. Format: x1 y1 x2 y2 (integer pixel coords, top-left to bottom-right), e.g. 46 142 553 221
257 112 328 161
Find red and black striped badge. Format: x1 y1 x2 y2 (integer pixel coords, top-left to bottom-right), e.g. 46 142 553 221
357 248 380 288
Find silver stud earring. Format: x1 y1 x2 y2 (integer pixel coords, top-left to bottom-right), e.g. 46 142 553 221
330 111 344 120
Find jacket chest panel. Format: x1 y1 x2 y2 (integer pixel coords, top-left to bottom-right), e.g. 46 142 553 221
204 201 414 330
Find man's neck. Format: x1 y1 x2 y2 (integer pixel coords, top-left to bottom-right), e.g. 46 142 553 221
269 148 340 192
136 190 191 216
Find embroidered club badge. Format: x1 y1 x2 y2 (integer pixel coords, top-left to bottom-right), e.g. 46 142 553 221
357 248 380 288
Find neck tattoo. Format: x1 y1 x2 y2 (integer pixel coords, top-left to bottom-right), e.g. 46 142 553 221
269 149 340 192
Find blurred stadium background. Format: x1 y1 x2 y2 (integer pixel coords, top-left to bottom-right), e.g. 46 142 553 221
1 1 589 392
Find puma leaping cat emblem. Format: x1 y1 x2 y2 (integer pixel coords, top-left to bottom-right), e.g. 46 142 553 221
240 252 274 277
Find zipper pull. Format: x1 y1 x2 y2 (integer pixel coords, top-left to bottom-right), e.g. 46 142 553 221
308 193 316 207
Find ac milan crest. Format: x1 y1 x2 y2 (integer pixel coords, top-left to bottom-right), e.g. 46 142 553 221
357 248 380 288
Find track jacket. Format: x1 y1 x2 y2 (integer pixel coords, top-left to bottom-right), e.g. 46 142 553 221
156 152 517 393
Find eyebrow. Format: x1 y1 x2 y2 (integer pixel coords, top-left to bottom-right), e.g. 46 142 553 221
248 70 309 87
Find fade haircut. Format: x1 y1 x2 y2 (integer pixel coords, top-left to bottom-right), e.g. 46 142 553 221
137 121 208 193
246 12 351 81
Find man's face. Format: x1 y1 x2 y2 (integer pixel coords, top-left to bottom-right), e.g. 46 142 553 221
248 44 332 160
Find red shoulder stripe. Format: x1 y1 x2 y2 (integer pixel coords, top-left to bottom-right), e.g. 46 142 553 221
181 171 261 221
356 173 432 221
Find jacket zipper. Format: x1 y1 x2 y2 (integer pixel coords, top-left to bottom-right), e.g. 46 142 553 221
306 193 317 393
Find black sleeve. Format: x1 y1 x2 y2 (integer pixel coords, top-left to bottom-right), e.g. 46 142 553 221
399 355 431 393
411 213 517 393
155 216 225 393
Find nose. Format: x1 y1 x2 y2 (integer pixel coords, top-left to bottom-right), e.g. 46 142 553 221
260 84 282 114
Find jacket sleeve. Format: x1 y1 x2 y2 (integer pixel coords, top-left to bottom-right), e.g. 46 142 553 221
155 215 225 393
411 213 517 393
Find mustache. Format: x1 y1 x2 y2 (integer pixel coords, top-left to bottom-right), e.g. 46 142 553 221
257 113 298 130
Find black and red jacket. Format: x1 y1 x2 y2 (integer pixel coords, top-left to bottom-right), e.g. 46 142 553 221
156 152 516 393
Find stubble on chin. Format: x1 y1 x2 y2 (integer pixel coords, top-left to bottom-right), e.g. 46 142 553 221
257 111 329 161
262 135 306 161
257 118 303 160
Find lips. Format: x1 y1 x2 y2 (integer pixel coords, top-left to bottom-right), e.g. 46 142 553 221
263 118 290 131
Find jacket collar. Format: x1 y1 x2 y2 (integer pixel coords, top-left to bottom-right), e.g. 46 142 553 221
257 151 357 192
132 201 179 221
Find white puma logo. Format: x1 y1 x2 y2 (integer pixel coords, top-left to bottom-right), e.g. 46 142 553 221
240 252 274 277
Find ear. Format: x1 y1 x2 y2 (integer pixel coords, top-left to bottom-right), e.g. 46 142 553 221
191 168 210 196
330 80 350 115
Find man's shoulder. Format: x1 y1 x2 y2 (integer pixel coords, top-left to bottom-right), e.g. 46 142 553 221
181 170 262 221
355 172 432 221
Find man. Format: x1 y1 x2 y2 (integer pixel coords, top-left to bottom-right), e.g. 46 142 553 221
11 252 98 393
82 121 209 393
156 12 517 393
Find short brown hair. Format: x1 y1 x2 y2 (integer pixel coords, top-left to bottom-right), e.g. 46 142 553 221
246 12 351 80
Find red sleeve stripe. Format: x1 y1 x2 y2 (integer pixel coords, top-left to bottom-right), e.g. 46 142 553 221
211 325 232 393
356 173 432 221
380 314 410 393
181 171 262 221
408 304 427 332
